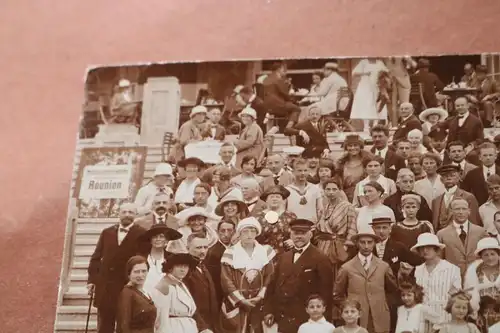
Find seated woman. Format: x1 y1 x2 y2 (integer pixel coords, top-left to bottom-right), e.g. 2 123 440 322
167 207 219 254
255 185 297 255
234 107 265 168
352 155 397 207
150 253 200 333
117 256 157 333
138 224 182 295
220 217 276 333
174 157 205 211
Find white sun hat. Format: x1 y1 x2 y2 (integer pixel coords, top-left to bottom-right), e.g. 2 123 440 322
190 105 208 118
238 107 257 120
118 79 131 88
153 163 173 177
474 237 500 256
411 233 445 252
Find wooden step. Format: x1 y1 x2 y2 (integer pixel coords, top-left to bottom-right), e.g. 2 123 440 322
54 320 97 332
56 305 97 322
63 286 92 306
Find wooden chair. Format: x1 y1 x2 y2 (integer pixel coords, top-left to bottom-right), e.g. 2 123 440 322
161 132 175 162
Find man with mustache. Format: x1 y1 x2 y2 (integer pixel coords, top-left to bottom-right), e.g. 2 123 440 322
134 193 179 230
87 203 147 333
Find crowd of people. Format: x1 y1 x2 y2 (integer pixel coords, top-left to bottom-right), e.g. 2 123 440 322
86 59 500 333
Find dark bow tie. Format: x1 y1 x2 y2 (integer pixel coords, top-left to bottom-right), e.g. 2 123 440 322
293 248 304 254
119 227 129 233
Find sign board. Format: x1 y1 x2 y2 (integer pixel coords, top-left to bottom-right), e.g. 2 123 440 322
79 164 131 199
74 146 148 218
184 140 236 165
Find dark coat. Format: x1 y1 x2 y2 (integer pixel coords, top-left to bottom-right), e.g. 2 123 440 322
392 115 422 142
384 190 433 222
88 224 146 310
204 241 227 307
462 165 500 206
413 70 445 108
263 245 333 333
201 122 226 141
116 285 156 333
262 73 293 115
370 146 406 181
439 114 484 147
184 264 220 332
284 119 330 157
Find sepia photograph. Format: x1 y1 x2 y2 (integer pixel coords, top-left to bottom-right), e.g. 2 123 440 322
54 54 500 333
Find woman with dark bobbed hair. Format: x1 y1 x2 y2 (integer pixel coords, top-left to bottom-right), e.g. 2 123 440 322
117 255 156 333
150 253 201 333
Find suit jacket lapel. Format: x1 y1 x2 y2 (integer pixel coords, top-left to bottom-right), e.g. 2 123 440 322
353 256 368 277
119 224 140 248
367 257 381 279
109 225 120 249
446 225 466 254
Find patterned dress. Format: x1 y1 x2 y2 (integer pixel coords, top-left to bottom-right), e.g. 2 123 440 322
315 197 358 277
341 160 365 203
255 210 297 255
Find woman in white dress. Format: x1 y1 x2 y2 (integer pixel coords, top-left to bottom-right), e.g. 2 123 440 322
174 157 205 210
167 206 219 254
355 180 395 231
350 58 390 132
139 224 183 295
411 233 462 333
150 253 201 333
352 155 397 207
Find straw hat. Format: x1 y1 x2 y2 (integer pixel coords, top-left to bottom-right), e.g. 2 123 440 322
351 227 381 243
419 108 448 122
369 217 394 226
153 163 173 177
238 107 257 120
190 105 208 118
175 206 214 226
411 233 445 252
214 194 249 216
236 217 262 236
474 237 500 256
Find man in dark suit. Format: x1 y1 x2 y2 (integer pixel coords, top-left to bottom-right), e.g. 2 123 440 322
184 234 220 332
370 124 406 181
412 58 444 111
259 153 295 192
201 107 226 141
262 62 301 131
263 219 333 333
204 220 236 307
283 105 330 158
240 178 267 216
87 203 146 333
432 164 481 231
438 96 484 149
392 102 422 142
447 141 478 182
370 216 424 333
462 141 500 206
428 127 450 163
384 168 433 222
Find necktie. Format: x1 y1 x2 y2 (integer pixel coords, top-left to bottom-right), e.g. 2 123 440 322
487 169 492 178
363 258 369 271
158 187 166 193
459 226 467 244
377 150 382 157
119 227 129 233
157 217 164 224
273 175 279 185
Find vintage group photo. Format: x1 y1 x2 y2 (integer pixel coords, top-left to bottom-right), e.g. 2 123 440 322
55 54 500 333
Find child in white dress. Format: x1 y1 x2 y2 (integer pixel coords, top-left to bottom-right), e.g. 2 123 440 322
395 281 441 333
332 299 368 333
438 290 481 333
298 294 335 333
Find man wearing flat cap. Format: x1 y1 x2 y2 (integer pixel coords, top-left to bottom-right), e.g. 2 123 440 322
263 219 333 333
87 202 146 333
333 226 398 333
432 164 480 231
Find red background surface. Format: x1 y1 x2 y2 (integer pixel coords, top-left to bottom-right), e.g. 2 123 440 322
0 1 499 331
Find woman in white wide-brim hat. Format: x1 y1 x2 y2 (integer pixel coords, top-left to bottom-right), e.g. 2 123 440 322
166 206 219 254
464 237 500 327
419 107 448 136
219 216 276 333
233 107 265 168
412 233 462 332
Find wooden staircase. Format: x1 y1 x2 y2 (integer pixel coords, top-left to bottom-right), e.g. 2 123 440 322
53 133 366 332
